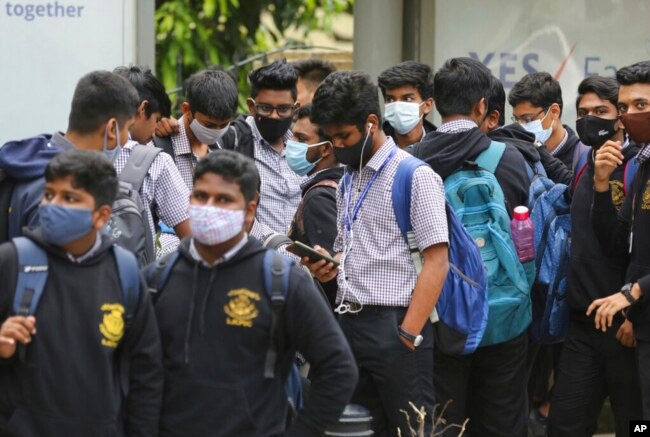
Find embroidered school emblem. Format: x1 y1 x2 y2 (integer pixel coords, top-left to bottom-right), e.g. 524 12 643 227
99 303 125 348
224 289 260 328
643 180 650 210
609 180 625 211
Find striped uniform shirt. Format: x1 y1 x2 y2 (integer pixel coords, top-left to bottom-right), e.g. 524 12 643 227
114 140 190 255
333 137 448 307
246 116 304 233
161 115 204 190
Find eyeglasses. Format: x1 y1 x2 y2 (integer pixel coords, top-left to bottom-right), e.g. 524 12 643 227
249 99 296 118
511 107 549 124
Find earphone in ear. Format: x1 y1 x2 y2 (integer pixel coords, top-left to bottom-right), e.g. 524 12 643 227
368 122 373 129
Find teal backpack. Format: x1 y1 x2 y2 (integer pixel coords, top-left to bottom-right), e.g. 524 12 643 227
444 141 534 346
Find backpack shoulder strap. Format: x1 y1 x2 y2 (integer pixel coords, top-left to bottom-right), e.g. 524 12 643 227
119 145 162 192
624 157 640 196
475 140 506 174
152 136 175 162
113 245 141 329
263 233 293 251
391 156 428 275
231 116 255 158
295 179 339 235
0 168 16 243
572 149 590 189
12 237 49 316
263 249 291 378
145 251 181 297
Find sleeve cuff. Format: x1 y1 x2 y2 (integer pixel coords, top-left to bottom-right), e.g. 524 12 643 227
637 275 650 299
592 189 616 212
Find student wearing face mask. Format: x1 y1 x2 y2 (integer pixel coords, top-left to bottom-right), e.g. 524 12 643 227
587 60 650 420
0 70 139 243
305 71 450 436
545 76 642 437
509 72 589 172
148 150 356 436
285 104 342 307
377 61 436 150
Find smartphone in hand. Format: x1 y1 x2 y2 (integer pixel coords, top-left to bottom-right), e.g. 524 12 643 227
286 241 339 268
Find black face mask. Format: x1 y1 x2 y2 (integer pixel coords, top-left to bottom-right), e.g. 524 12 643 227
255 115 292 143
333 127 373 169
576 115 618 148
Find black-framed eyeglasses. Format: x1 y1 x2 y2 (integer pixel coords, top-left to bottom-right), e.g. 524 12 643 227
511 107 549 124
249 99 296 118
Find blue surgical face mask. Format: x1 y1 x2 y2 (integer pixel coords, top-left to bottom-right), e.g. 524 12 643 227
103 120 123 162
384 101 424 135
39 204 94 245
285 139 329 176
522 109 553 144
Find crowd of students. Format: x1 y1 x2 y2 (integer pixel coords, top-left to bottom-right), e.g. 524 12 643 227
0 55 648 437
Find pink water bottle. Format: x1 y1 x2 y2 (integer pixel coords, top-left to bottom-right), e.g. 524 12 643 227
510 206 535 262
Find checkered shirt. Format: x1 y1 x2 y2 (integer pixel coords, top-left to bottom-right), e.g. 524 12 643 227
250 218 301 263
436 119 477 134
114 140 190 251
333 137 449 307
160 116 201 190
246 116 304 233
636 143 650 164
550 129 569 157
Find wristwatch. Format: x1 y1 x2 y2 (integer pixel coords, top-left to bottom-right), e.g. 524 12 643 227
398 326 423 348
620 283 638 305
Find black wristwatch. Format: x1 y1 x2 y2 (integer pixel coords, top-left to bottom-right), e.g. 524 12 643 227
398 326 423 348
621 283 638 305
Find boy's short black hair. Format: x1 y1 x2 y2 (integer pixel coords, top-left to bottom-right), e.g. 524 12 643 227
433 57 492 118
487 75 506 126
575 76 619 111
193 150 260 203
185 69 238 120
249 59 298 101
377 61 434 101
616 61 650 86
310 71 382 131
508 72 564 115
113 65 172 118
44 149 118 208
295 104 327 142
292 58 336 88
68 71 140 134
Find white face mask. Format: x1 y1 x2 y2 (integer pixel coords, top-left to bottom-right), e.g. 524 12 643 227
384 101 424 135
102 120 123 162
188 205 244 245
190 118 229 145
522 109 553 144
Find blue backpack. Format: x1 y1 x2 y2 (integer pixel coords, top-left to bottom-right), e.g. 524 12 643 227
444 141 534 346
11 236 140 394
392 156 489 355
524 160 572 343
145 249 303 414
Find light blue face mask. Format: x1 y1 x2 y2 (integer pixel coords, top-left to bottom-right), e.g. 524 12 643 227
285 139 329 176
39 204 94 245
522 109 553 144
102 120 123 162
384 101 424 135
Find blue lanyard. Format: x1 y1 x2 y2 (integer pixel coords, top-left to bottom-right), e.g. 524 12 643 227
343 148 397 233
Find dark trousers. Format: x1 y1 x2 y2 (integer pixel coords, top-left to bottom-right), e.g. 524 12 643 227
339 307 434 437
637 339 650 419
433 332 529 437
547 320 641 437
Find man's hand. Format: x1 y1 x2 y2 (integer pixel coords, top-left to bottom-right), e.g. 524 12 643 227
616 319 636 348
587 292 631 332
154 117 180 138
0 316 37 359
593 140 623 192
300 246 340 283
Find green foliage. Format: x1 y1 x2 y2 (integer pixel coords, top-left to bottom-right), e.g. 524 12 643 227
155 0 353 112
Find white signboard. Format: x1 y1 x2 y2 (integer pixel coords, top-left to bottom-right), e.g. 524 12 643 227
0 0 144 145
433 0 650 125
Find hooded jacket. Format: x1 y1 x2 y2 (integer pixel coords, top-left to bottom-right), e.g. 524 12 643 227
0 229 163 437
570 144 640 323
151 237 357 437
412 127 529 213
592 153 650 340
0 133 73 240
